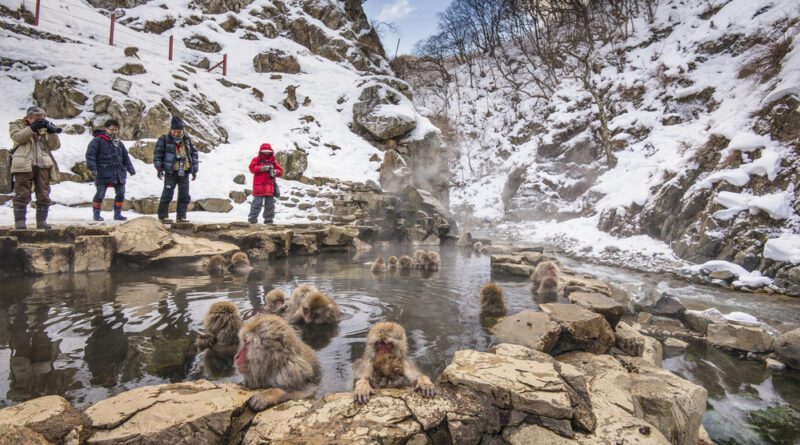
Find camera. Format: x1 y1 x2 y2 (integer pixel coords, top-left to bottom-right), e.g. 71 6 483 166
45 121 63 134
176 155 185 177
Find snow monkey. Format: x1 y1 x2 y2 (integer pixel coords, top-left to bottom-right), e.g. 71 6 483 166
234 314 321 411
353 321 437 403
123 46 140 59
371 353 408 388
283 284 319 316
421 251 441 272
479 283 508 317
412 249 426 268
229 251 253 274
370 257 386 273
398 255 413 270
387 256 399 270
196 301 242 349
265 289 286 313
287 291 339 325
532 261 562 300
206 254 227 275
473 242 487 254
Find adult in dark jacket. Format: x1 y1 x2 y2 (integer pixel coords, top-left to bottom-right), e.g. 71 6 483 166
248 143 283 224
85 119 135 221
154 116 198 223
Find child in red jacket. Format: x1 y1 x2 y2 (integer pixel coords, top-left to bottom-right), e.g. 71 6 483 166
248 143 283 224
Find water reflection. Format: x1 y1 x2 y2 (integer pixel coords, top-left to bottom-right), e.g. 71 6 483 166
0 245 798 445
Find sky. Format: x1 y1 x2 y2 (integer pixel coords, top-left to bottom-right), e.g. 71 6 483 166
361 0 452 57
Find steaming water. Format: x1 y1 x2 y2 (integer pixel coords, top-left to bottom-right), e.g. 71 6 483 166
0 245 797 444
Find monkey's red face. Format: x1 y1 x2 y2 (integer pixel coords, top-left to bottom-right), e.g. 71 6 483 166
546 265 558 277
234 341 250 374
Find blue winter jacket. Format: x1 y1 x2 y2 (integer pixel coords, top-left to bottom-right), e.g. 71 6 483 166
86 130 135 185
153 134 199 174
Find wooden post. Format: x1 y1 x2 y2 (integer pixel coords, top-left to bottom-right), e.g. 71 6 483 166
109 12 116 46
34 0 41 26
168 35 174 61
223 53 227 76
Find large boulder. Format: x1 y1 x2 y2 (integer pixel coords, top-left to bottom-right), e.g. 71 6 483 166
0 395 91 444
560 353 707 445
18 243 73 275
615 321 645 357
776 328 800 370
112 217 175 259
634 291 686 318
183 34 222 53
193 0 255 13
642 336 664 368
139 103 171 138
540 304 615 355
85 381 252 444
568 292 624 329
33 76 88 118
152 234 239 262
274 149 308 180
253 50 301 74
683 308 725 335
378 149 411 193
491 310 561 353
352 84 416 141
707 322 775 353
73 235 115 272
321 226 360 247
195 198 234 213
220 229 293 260
128 140 156 164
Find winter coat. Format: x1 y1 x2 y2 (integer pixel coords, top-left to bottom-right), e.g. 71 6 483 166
85 130 135 185
9 118 60 176
249 151 283 197
154 133 199 174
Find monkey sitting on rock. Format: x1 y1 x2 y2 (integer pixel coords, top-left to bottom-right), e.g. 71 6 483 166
235 314 321 411
478 283 507 317
353 321 437 403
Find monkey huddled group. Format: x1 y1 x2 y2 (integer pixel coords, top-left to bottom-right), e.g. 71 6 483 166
476 260 564 317
205 252 253 276
196 282 436 411
370 249 441 273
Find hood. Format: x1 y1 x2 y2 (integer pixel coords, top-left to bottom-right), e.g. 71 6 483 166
93 129 110 141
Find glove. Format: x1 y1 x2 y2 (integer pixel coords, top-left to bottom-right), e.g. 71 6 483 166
90 169 98 178
29 120 47 131
192 173 197 181
157 170 164 180
129 170 136 176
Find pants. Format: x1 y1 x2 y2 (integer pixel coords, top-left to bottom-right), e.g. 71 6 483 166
12 167 51 208
158 172 191 219
248 196 275 223
93 183 125 203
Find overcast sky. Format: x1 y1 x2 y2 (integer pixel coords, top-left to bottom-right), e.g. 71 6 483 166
361 0 451 57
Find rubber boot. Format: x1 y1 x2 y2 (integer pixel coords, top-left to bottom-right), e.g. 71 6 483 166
13 206 26 230
93 202 104 221
35 205 51 230
113 201 127 221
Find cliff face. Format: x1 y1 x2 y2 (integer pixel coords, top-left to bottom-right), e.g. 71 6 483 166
0 0 449 235
404 0 800 287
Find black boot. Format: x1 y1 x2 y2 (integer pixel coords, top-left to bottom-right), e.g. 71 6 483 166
36 205 52 230
13 206 26 230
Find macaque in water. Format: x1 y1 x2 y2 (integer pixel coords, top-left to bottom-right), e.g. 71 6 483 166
288 291 340 325
234 314 321 411
265 289 286 313
196 301 242 349
206 255 227 275
284 284 319 316
353 321 437 403
412 250 426 269
387 256 398 270
478 283 507 317
229 252 253 274
473 242 487 254
370 257 386 273
371 353 408 388
531 261 562 300
398 255 413 270
421 251 440 272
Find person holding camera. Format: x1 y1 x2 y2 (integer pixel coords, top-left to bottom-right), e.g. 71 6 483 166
85 119 136 222
8 106 61 229
154 116 198 223
248 143 283 224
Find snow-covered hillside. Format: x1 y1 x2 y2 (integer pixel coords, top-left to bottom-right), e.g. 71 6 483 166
0 0 443 225
406 0 800 289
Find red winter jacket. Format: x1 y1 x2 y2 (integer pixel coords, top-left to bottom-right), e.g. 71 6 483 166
249 151 283 197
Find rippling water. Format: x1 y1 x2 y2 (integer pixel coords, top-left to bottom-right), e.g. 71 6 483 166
0 245 798 444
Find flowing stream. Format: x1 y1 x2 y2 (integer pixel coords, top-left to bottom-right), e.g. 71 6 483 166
0 245 797 444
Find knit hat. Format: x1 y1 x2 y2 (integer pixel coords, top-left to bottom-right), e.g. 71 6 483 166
259 143 273 153
170 116 185 130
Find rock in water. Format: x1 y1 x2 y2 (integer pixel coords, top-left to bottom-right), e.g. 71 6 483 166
539 304 616 355
707 322 775 353
776 327 800 370
491 311 561 353
568 292 625 328
0 395 91 444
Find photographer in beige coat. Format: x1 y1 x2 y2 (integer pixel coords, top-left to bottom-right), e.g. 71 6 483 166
9 106 61 229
